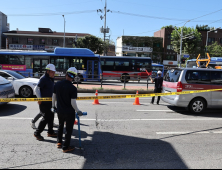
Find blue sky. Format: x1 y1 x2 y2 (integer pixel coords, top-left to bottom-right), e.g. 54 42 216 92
1 0 222 45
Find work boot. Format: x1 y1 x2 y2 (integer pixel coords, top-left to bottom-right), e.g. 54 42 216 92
63 146 75 153
47 132 57 137
34 134 44 141
57 143 62 149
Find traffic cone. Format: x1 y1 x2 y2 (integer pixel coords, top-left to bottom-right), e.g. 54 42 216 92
133 91 141 105
74 119 78 125
92 90 100 105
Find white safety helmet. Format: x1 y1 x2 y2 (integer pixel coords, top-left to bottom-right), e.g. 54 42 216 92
157 71 162 75
45 64 56 72
67 67 78 78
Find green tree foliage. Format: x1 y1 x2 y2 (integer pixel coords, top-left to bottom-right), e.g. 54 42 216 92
207 42 222 57
76 35 105 54
161 25 174 29
171 27 202 56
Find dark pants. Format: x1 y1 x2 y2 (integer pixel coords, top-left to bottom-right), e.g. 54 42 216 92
151 88 162 104
34 104 54 136
32 112 42 123
57 113 75 150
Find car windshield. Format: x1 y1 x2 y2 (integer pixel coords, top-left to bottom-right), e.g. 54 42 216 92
164 69 182 82
5 71 25 79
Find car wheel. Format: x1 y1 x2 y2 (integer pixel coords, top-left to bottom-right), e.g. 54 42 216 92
19 86 33 98
189 98 206 114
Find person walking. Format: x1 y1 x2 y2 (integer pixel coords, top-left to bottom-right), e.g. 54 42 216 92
150 70 163 105
34 64 57 141
52 67 83 153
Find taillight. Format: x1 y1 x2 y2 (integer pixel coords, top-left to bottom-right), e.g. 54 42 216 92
177 81 183 92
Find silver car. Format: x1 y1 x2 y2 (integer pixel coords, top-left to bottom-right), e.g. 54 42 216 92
162 68 222 113
0 76 15 105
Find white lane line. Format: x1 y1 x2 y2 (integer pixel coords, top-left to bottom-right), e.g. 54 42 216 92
157 131 222 135
1 117 222 121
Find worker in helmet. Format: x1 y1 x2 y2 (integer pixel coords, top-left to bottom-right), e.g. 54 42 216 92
34 64 57 141
150 70 163 105
52 67 83 153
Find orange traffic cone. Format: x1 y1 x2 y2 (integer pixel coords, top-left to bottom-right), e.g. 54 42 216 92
133 91 141 105
74 119 78 125
92 90 100 105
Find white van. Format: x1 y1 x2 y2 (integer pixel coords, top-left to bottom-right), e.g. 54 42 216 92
162 68 222 113
0 76 15 105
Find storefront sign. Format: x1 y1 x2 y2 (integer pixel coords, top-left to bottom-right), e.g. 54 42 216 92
9 44 33 50
33 45 45 50
122 46 153 53
163 60 178 66
0 64 26 71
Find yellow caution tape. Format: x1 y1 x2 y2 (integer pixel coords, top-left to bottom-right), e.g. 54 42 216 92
0 88 222 102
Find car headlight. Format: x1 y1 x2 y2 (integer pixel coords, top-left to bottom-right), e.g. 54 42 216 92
33 83 37 86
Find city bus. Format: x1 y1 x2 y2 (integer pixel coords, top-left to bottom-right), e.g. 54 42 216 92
186 57 222 69
100 56 152 82
0 48 102 82
151 63 164 78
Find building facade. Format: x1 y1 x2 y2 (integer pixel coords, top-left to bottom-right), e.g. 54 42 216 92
0 12 8 49
154 28 178 67
3 28 90 51
116 36 164 64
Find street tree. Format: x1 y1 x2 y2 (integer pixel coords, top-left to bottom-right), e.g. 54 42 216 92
207 42 222 57
171 27 202 57
76 35 105 54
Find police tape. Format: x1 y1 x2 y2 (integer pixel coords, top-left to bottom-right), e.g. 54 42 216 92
0 88 222 102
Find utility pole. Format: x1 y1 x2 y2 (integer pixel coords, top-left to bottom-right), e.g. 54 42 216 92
97 0 111 56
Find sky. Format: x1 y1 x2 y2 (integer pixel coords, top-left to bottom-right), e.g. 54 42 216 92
1 0 222 45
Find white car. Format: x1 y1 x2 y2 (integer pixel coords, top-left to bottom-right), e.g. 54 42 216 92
0 70 39 98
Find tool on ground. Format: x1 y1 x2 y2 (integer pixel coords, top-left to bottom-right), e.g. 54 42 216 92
76 112 87 149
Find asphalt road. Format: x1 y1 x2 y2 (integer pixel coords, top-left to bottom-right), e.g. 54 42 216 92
1 93 222 169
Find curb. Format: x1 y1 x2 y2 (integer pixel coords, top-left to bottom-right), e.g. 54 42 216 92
77 89 154 94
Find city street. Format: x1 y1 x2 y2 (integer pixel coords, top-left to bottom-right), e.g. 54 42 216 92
1 93 222 169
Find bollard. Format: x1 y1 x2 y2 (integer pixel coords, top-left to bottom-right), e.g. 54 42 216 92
76 112 87 149
101 74 103 88
147 78 149 90
124 75 126 89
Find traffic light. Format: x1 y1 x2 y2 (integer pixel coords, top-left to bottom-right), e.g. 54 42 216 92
181 58 186 64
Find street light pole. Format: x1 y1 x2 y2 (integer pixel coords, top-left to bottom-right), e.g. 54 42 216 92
179 20 190 67
62 15 65 48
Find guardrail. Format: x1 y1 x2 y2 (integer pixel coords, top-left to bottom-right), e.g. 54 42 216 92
18 72 154 90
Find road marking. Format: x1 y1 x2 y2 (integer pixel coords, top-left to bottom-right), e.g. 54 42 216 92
157 131 222 135
1 117 222 121
137 110 182 112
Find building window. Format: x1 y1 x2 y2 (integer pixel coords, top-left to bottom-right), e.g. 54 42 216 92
220 38 222 44
167 45 172 50
52 39 59 45
39 38 45 45
208 38 215 43
167 34 171 39
27 38 34 44
12 37 19 44
68 38 74 45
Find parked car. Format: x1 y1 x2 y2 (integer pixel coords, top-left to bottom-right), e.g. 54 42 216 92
0 76 15 105
0 70 39 98
162 68 222 113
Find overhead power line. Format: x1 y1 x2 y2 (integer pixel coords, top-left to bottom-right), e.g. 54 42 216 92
7 10 96 17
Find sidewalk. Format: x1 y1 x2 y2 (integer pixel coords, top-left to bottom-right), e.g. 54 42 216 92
76 83 155 94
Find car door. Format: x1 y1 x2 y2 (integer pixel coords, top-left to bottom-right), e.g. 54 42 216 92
211 71 222 107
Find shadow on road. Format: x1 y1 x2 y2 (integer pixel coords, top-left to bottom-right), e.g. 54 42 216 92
167 106 222 118
70 131 188 169
0 103 27 116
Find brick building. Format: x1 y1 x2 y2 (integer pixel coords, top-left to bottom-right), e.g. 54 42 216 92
0 12 8 49
3 28 90 51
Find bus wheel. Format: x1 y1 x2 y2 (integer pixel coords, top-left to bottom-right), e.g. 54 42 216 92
121 74 130 83
73 75 82 84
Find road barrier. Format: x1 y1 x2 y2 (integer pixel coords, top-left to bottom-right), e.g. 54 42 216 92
1 88 222 102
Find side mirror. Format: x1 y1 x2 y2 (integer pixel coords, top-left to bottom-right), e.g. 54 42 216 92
7 77 14 81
